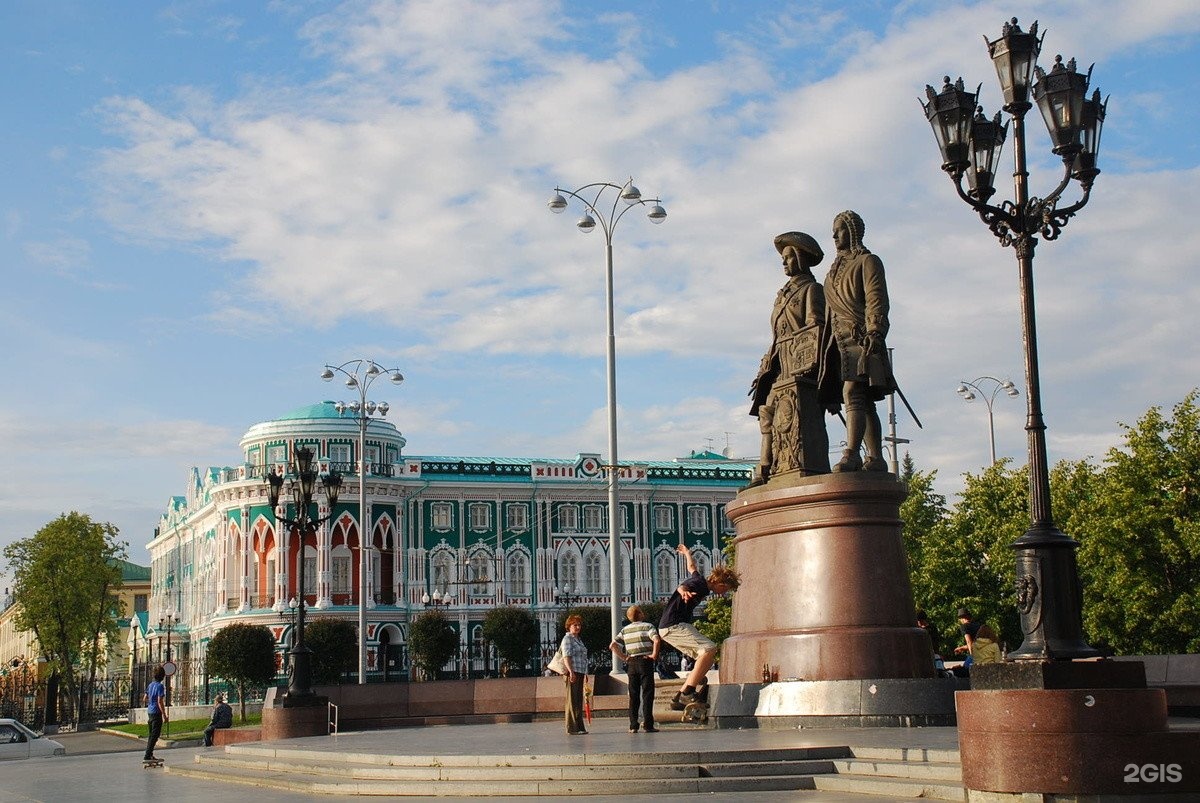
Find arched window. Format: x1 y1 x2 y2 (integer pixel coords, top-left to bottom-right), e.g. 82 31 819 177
584 552 603 595
655 550 676 596
432 551 453 595
331 546 352 595
469 552 491 595
559 552 579 594
506 552 529 597
692 548 711 580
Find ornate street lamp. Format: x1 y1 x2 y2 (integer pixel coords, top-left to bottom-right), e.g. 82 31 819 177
547 178 667 640
265 446 343 704
321 359 404 685
957 377 1020 465
555 585 577 608
922 18 1106 660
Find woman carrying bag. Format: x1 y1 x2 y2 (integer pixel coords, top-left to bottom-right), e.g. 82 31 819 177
560 614 589 735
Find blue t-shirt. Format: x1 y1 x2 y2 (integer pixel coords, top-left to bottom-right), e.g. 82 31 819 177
659 571 710 629
147 680 165 715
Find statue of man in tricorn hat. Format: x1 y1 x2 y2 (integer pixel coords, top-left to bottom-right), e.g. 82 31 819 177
748 231 831 485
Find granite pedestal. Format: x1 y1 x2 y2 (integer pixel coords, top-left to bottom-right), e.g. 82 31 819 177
719 472 954 727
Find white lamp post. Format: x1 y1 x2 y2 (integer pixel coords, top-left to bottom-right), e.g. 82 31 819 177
547 178 666 640
957 376 1020 465
321 359 404 684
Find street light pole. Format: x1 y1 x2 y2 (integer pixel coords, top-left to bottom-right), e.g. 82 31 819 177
547 179 667 641
922 18 1106 660
265 447 343 703
322 359 404 685
957 376 1020 465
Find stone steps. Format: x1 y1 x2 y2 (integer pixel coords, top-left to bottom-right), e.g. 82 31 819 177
166 745 847 795
165 739 967 798
810 746 966 801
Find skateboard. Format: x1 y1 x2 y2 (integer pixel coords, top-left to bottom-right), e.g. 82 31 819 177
142 758 164 769
681 700 709 723
678 684 710 724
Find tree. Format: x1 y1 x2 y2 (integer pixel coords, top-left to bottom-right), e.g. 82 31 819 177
3 512 125 723
304 619 357 685
206 623 277 721
482 607 539 674
1072 392 1200 654
899 455 959 650
408 611 459 680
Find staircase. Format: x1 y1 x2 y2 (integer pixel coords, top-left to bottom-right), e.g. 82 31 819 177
167 742 966 798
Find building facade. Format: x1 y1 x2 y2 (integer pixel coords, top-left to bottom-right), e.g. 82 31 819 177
147 402 753 685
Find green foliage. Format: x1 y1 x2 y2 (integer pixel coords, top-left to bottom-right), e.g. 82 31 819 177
901 391 1200 657
3 512 126 721
304 618 357 685
206 623 277 721
696 595 731 646
408 611 459 679
696 532 737 649
481 607 539 672
1071 392 1200 654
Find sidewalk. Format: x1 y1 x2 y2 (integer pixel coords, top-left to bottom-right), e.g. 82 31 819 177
1 718 962 802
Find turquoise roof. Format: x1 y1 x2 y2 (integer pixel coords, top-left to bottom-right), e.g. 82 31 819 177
109 558 151 582
276 401 348 421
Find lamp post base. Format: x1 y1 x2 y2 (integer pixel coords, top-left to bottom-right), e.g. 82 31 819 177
1009 525 1102 660
958 661 1200 797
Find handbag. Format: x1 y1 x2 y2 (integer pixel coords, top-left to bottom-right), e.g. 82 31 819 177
547 648 568 675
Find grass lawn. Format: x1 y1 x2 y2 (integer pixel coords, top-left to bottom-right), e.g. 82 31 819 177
107 713 262 742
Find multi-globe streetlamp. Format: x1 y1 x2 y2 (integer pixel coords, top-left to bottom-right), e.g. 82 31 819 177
921 18 1106 660
321 359 404 685
264 446 343 704
547 178 666 640
957 376 1020 465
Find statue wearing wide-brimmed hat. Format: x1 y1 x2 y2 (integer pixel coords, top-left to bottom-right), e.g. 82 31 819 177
748 231 831 485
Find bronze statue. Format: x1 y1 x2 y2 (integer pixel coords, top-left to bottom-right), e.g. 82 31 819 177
818 210 896 472
748 232 831 485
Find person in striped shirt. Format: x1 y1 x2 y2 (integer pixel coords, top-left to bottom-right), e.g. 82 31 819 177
610 605 662 733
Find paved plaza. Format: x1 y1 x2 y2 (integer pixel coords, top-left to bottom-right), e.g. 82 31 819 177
0 718 964 803
5 717 1196 802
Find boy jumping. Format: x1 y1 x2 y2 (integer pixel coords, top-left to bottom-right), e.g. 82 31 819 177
658 543 741 709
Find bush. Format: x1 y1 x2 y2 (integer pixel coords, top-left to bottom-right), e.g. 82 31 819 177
482 607 539 673
304 618 357 684
408 611 459 679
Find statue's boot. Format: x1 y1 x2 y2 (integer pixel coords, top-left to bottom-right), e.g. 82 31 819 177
833 450 862 472
862 455 888 472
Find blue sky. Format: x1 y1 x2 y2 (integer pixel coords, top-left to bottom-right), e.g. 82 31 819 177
3 0 1199 572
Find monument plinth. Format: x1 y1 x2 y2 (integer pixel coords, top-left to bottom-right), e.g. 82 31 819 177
715 471 956 728
722 472 931 682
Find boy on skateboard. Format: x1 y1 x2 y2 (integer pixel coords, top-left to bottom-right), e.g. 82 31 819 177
142 665 168 765
658 544 740 710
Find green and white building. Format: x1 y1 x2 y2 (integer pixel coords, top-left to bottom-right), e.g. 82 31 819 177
148 402 752 685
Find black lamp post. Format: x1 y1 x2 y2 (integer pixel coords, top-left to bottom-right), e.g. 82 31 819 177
921 18 1106 660
265 446 343 704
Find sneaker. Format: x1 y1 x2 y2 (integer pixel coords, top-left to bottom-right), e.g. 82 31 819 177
644 727 659 733
670 690 697 710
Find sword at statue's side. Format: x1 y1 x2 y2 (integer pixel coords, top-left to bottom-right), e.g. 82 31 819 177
892 382 923 429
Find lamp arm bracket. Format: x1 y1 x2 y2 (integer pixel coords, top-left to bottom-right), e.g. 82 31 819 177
952 173 1017 246
1037 186 1092 241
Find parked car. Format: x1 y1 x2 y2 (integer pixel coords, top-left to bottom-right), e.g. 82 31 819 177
0 718 66 760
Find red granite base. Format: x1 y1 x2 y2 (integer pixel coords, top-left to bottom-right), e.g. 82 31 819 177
957 687 1200 795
